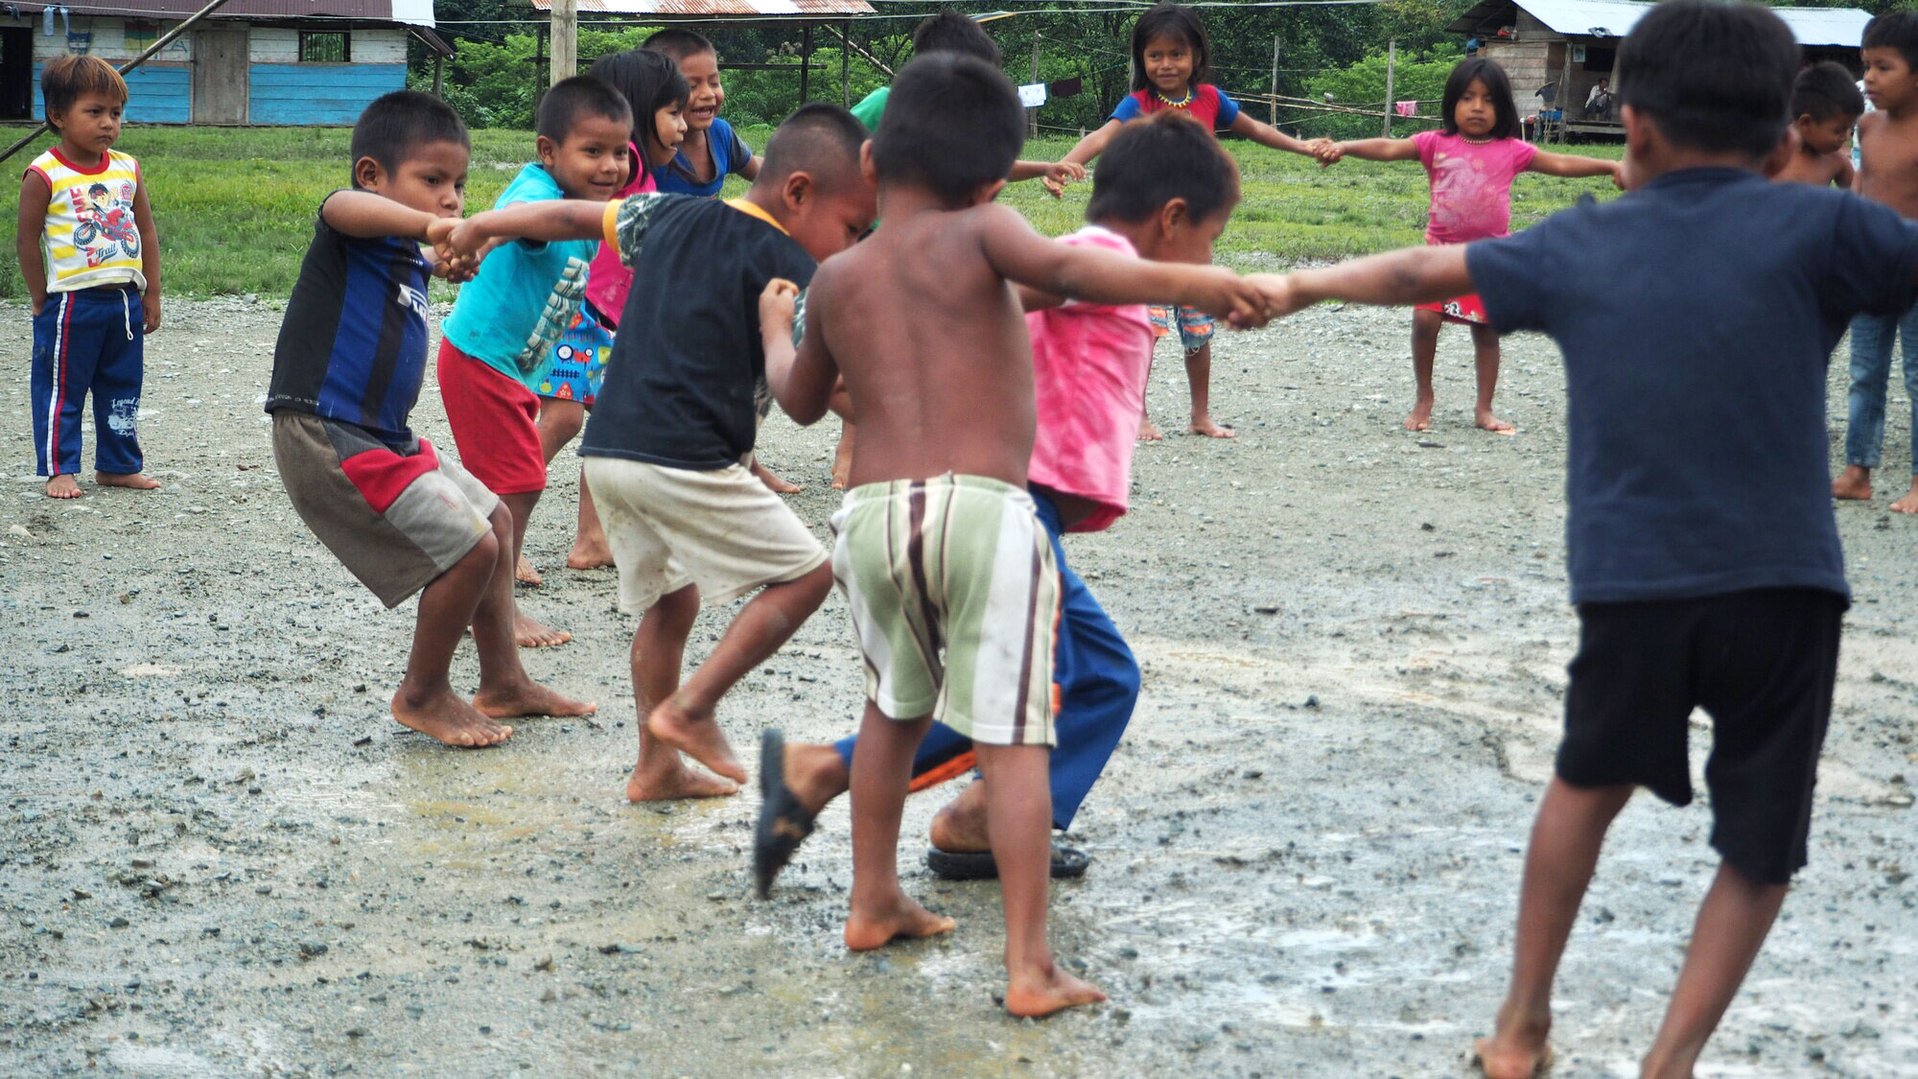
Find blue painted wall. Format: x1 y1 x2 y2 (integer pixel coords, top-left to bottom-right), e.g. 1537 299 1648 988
34 64 191 125
250 63 405 125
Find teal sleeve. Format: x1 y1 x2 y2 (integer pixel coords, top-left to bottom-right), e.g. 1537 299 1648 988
849 86 889 132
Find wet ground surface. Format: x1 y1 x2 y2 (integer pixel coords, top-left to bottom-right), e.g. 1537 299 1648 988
1 298 1914 1077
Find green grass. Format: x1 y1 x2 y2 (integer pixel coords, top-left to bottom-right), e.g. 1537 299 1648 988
0 125 1623 298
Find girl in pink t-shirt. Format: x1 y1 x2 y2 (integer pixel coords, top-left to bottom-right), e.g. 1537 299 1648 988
1321 58 1620 433
520 49 687 583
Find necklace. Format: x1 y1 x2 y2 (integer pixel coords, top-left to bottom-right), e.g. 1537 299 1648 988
1459 133 1495 144
1154 85 1195 109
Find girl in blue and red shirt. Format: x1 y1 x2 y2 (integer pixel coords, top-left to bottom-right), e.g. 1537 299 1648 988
1048 2 1330 439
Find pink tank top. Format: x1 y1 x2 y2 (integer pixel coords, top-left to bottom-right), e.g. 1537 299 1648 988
584 143 654 326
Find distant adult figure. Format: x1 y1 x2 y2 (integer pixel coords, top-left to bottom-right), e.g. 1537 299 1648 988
1584 77 1614 119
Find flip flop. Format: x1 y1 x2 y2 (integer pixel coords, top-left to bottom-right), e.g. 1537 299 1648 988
925 842 1090 882
752 730 817 899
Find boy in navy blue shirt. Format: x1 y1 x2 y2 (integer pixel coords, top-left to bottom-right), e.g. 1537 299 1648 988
1262 2 1918 1075
267 91 593 749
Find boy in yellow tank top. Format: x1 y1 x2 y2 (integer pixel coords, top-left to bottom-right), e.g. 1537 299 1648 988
16 55 162 499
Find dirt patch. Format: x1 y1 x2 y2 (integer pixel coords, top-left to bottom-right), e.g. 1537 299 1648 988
2 298 1913 1076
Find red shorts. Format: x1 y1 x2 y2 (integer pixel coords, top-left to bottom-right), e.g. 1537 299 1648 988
436 338 546 495
1414 292 1489 325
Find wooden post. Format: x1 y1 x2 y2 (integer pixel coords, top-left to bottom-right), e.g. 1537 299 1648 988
800 23 813 104
432 52 445 97
1381 38 1396 138
1269 35 1280 126
534 25 545 98
1028 33 1041 138
550 0 574 86
1557 42 1574 143
842 19 851 107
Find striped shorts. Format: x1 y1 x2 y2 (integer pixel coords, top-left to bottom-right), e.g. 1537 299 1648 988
829 474 1059 747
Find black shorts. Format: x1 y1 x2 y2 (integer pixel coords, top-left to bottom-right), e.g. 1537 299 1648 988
1558 588 1844 885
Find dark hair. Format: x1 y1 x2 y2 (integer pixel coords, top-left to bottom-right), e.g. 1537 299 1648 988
1129 3 1211 92
1440 57 1519 139
1085 111 1239 225
911 10 1000 64
41 54 127 118
589 49 690 159
761 101 869 192
1793 60 1865 121
536 74 634 143
350 90 469 187
1864 11 1918 73
643 28 716 63
872 53 1023 205
1616 0 1797 158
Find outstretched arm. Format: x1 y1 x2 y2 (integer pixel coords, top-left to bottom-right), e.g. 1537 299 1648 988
1530 149 1624 187
443 199 609 261
1042 120 1123 196
322 189 452 241
1226 113 1331 159
761 277 839 426
1255 245 1473 316
1319 137 1421 166
1009 158 1086 191
977 204 1270 327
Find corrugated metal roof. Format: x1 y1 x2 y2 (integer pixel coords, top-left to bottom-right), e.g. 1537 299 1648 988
57 0 435 27
1449 0 1870 47
528 0 872 16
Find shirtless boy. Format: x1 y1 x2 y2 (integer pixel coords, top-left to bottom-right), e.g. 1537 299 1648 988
759 53 1268 1018
1836 11 1918 512
1772 61 1862 188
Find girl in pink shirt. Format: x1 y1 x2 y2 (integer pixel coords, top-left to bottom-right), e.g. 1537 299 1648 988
521 49 687 582
1321 58 1620 433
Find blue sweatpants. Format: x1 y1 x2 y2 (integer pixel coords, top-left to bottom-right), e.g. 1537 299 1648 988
31 286 146 478
833 487 1140 831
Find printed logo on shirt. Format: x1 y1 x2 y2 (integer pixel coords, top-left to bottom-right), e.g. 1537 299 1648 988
395 282 429 318
513 257 591 375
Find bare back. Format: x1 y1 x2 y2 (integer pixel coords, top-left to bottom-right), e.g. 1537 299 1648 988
1857 109 1918 215
807 203 1038 489
1773 147 1852 189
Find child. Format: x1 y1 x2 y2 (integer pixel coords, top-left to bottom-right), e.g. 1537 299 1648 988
436 75 632 647
18 55 161 499
753 112 1240 897
265 91 593 749
758 54 1268 1018
1046 1 1328 439
1318 57 1622 433
517 50 688 586
643 29 759 197
1835 10 1918 513
1262 2 1918 1072
443 104 878 803
1771 61 1862 188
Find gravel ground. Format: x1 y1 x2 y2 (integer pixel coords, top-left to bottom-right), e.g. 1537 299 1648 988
1 297 1913 1078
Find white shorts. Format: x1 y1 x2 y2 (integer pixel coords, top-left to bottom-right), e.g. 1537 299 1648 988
583 456 827 614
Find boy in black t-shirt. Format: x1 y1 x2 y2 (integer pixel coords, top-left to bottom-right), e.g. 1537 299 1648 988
443 104 876 802
1261 2 1918 1075
267 91 594 750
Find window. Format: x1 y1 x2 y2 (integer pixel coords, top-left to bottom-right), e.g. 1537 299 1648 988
299 31 349 63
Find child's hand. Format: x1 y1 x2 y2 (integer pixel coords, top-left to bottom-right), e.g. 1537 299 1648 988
759 277 799 334
141 292 162 334
1608 159 1627 190
1246 272 1305 317
1315 141 1346 167
1189 267 1273 330
1040 161 1086 198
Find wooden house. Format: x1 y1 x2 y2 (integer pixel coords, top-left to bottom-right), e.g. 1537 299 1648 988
1447 0 1871 138
0 0 449 125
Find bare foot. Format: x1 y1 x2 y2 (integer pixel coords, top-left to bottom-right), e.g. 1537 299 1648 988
1890 479 1918 515
472 680 595 719
1137 418 1165 442
1473 1009 1553 1079
1188 416 1237 439
646 696 747 783
96 471 160 491
43 474 81 499
626 756 738 801
392 687 513 748
752 459 802 494
514 553 543 588
514 610 571 648
1403 399 1434 432
1004 963 1108 1018
564 539 614 571
1475 410 1517 435
1832 465 1872 501
844 894 956 951
928 781 990 853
